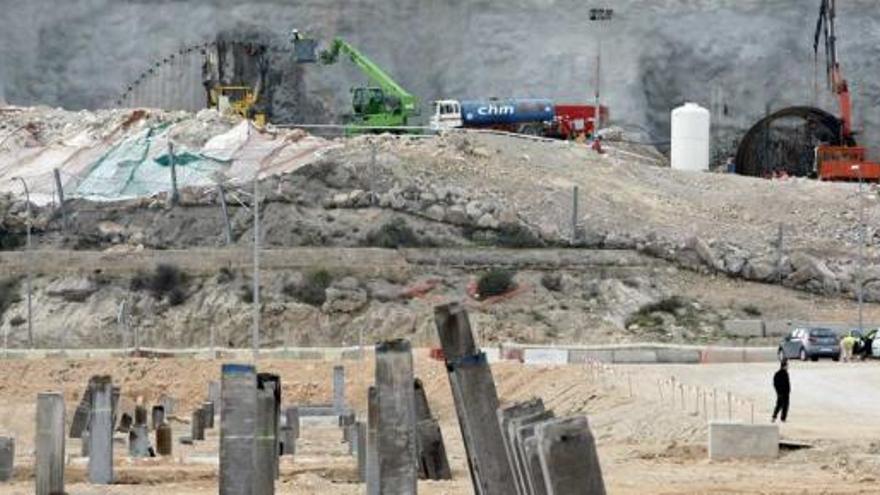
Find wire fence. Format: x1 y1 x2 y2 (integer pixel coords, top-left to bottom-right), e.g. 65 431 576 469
582 360 760 425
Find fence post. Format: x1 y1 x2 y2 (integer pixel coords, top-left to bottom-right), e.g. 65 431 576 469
53 169 68 233
217 184 233 245
571 185 579 243
168 142 179 206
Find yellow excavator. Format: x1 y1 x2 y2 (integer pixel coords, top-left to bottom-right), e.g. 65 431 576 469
207 85 266 127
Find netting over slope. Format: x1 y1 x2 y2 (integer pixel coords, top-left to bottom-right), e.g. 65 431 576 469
73 123 234 200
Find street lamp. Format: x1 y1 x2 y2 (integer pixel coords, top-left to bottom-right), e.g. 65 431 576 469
851 163 865 334
589 7 614 135
10 177 33 349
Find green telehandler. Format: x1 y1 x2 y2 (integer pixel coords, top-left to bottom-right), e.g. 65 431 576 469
293 32 419 134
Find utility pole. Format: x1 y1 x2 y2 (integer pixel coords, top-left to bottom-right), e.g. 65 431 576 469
589 7 613 135
854 164 865 333
252 172 261 362
11 177 33 348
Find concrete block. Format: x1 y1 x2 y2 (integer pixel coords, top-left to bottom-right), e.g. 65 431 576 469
523 348 570 365
700 347 747 363
763 320 793 337
708 422 779 461
611 348 657 364
655 347 702 364
568 349 613 364
483 347 501 363
744 347 779 363
723 319 766 338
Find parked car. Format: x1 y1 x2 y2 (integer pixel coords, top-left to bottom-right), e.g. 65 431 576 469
778 327 841 361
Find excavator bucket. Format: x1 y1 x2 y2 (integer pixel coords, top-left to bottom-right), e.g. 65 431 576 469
292 37 318 63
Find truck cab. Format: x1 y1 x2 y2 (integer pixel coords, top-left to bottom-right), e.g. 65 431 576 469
430 100 462 131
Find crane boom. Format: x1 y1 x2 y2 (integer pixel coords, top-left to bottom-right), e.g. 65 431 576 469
320 38 417 113
813 0 852 139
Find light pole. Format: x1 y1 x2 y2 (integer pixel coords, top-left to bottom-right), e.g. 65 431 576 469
10 177 33 348
589 7 614 135
252 171 261 362
851 164 865 333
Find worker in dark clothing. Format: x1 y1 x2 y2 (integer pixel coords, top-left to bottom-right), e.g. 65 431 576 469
772 359 790 423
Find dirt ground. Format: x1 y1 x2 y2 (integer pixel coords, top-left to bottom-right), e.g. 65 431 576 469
1 354 879 494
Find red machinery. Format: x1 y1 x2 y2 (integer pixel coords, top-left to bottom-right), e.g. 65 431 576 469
551 104 610 140
813 0 880 181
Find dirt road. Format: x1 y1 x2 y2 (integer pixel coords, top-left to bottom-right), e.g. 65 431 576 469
0 356 878 494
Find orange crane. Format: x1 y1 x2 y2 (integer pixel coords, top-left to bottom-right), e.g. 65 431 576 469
812 0 880 181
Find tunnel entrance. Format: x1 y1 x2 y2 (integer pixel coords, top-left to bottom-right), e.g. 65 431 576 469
734 106 849 178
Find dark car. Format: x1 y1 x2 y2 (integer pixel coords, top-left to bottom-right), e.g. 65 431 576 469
778 327 841 361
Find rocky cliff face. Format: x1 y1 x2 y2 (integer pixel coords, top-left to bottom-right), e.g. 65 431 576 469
2 0 879 151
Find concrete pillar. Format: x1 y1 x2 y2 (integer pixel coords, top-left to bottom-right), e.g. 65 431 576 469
203 401 215 429
416 418 452 480
80 430 90 457
191 409 205 441
332 365 345 415
159 394 177 416
70 377 97 439
413 378 450 481
134 405 148 426
497 398 545 495
151 406 165 430
356 421 367 482
514 411 555 495
88 375 114 484
375 339 417 495
254 382 276 495
156 423 172 456
434 302 516 495
257 373 281 481
117 413 132 434
413 378 432 421
347 422 359 456
36 392 65 495
220 363 256 495
366 386 379 495
0 437 12 482
522 436 547 495
285 407 300 439
209 381 221 409
279 426 296 456
535 416 606 495
339 412 355 443
129 424 151 458
111 386 121 430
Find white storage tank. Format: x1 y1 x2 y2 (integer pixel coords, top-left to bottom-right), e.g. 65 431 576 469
670 102 711 172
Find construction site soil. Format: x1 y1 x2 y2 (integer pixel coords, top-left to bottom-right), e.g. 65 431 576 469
1 107 879 348
0 355 878 494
